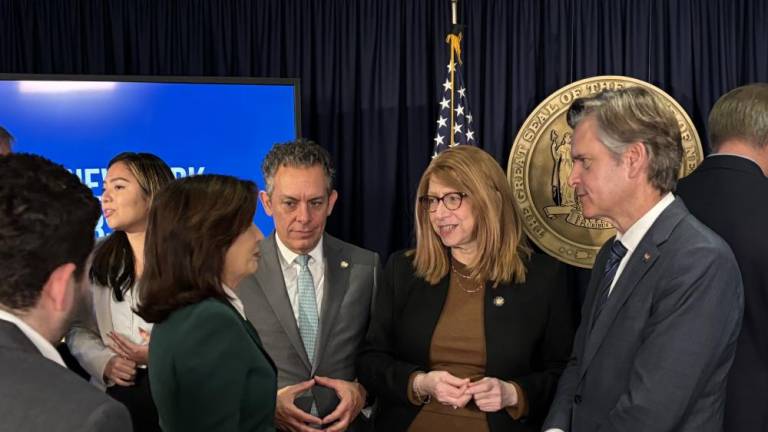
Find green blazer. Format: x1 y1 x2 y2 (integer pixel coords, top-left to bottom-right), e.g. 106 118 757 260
149 298 277 432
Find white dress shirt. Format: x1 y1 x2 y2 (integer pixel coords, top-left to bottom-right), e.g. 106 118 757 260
609 192 675 296
545 193 675 432
109 285 153 344
274 234 326 322
0 308 66 367
222 285 247 319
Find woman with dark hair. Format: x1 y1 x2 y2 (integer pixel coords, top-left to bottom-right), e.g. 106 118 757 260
358 146 574 431
67 152 174 432
136 174 276 432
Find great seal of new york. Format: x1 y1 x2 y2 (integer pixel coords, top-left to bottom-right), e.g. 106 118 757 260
507 76 703 268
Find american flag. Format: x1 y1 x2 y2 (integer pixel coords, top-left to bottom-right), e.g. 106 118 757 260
433 34 476 157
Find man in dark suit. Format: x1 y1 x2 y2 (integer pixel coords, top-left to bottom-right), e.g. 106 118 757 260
0 154 132 432
542 87 743 432
676 83 768 432
238 139 380 432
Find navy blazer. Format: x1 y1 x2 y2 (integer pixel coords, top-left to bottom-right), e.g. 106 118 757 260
358 251 574 432
543 199 744 432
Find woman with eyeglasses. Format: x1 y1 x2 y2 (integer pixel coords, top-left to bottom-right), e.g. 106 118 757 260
358 145 574 432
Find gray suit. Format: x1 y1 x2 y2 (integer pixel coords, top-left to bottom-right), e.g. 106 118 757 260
0 320 132 432
238 233 380 431
543 199 743 432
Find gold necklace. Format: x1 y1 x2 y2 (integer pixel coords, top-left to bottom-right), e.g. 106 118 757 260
451 265 482 294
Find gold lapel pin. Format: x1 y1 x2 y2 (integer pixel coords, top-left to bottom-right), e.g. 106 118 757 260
493 296 505 307
340 261 349 268
643 252 651 262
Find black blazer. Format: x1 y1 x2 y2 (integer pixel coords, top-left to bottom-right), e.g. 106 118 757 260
677 155 768 432
357 251 574 432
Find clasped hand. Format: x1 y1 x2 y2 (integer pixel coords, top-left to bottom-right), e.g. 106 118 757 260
275 376 366 432
103 331 150 387
413 371 518 412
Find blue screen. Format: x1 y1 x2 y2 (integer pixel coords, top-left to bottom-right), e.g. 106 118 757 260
0 77 298 237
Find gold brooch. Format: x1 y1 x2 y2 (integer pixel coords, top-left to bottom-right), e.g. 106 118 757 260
340 261 349 268
493 296 505 307
643 252 651 262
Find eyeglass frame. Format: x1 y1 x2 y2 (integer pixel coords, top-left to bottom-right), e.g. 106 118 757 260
418 192 469 213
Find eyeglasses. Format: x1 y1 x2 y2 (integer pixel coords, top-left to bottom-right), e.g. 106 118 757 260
419 192 468 212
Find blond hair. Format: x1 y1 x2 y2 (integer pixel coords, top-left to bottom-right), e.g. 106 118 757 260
412 146 529 286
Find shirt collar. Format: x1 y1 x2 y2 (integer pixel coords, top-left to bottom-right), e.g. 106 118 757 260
221 285 246 319
0 309 66 368
616 192 675 253
275 233 324 268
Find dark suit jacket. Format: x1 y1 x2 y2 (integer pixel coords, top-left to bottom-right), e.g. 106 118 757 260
677 155 768 432
0 320 132 432
357 251 574 432
238 233 380 431
148 298 277 432
543 198 744 432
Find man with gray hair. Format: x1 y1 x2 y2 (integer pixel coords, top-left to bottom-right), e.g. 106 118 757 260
238 139 380 432
0 125 14 155
677 83 768 432
543 87 743 432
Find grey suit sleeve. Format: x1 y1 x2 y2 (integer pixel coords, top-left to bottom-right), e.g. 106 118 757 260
83 399 132 432
601 245 743 432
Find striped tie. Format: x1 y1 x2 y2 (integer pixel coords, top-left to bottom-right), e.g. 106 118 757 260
296 255 319 365
592 240 628 326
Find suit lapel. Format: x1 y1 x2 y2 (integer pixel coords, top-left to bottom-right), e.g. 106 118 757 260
314 235 350 374
579 199 688 379
580 245 658 377
257 235 312 371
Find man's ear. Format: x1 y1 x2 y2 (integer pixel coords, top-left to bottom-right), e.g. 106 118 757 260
625 141 649 179
259 190 274 216
326 190 339 216
40 263 77 312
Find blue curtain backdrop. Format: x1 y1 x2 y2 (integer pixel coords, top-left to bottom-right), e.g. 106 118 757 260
1 0 767 263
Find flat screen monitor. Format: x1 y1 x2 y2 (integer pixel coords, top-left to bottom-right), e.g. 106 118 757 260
0 74 300 237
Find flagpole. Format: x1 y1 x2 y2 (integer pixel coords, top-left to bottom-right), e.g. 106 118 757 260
449 0 458 147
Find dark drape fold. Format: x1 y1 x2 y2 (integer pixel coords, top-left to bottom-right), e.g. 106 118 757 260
1 0 767 259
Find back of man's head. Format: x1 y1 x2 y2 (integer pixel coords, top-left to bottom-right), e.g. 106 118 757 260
0 126 13 156
0 154 100 313
708 83 768 152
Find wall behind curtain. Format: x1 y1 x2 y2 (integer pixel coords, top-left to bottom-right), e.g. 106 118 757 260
1 0 767 262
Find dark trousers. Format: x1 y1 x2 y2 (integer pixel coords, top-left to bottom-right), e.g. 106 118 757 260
107 368 161 432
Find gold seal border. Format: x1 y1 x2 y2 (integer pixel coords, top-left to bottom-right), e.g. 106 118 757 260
507 75 703 268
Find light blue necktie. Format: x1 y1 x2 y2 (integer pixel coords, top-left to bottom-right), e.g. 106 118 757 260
296 255 319 365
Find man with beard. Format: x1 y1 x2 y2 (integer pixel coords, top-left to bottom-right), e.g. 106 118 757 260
0 153 132 432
